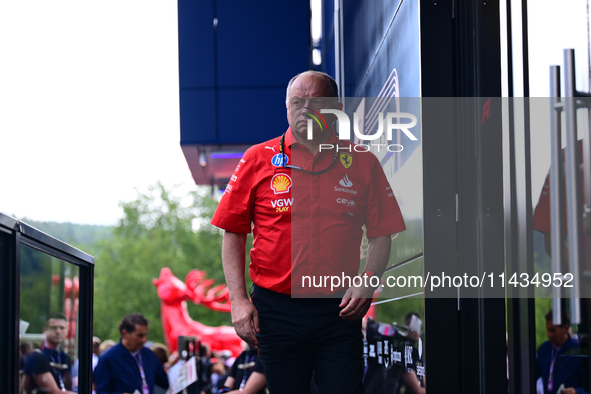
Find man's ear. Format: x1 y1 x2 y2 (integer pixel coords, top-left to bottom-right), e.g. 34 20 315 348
338 102 343 111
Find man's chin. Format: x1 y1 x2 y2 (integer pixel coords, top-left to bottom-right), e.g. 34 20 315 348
290 126 307 139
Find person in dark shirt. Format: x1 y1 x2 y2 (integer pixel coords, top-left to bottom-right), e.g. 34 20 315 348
22 312 74 394
536 310 587 394
219 347 266 394
93 313 169 394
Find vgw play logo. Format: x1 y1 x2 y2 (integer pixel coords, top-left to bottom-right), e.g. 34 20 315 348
303 108 418 152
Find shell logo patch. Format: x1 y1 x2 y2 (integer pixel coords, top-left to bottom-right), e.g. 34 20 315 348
340 153 353 169
270 174 292 194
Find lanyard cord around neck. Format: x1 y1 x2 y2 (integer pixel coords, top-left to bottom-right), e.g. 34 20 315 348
239 354 253 390
548 345 563 391
41 344 66 391
279 132 340 176
132 352 150 394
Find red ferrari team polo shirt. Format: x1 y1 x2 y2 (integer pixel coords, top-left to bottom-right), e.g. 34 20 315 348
211 128 406 295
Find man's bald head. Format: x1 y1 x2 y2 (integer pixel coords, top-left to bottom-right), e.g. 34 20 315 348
286 71 339 104
285 71 343 147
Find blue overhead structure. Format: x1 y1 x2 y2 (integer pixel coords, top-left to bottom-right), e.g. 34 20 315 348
178 0 311 186
319 0 421 175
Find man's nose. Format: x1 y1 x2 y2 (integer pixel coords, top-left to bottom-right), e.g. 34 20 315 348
301 99 314 111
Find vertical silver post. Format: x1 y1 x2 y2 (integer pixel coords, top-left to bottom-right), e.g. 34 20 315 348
584 109 591 237
334 0 345 98
584 107 591 278
550 65 565 325
563 49 582 324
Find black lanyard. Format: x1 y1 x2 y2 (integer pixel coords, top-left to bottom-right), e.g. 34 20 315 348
279 132 339 176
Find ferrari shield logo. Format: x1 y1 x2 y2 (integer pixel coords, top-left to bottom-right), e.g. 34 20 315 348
339 153 353 169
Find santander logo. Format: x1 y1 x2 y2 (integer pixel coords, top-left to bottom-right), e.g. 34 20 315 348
335 174 357 195
339 175 353 187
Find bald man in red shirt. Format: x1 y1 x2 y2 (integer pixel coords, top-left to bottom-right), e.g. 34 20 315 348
211 71 405 393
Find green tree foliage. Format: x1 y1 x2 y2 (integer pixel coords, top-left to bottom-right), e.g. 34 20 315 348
93 184 237 344
21 219 111 256
373 218 425 330
19 245 54 333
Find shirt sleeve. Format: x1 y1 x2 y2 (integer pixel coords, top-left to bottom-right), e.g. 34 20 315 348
154 356 170 389
534 352 541 379
23 352 51 375
364 155 406 238
64 352 72 372
229 353 242 379
253 357 264 374
94 356 119 394
211 147 258 233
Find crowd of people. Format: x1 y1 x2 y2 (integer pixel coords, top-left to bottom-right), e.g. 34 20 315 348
18 309 588 394
18 312 272 394
19 311 430 394
19 311 431 394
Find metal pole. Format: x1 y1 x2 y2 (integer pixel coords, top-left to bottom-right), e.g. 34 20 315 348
550 65 565 325
334 0 345 98
563 49 583 324
584 108 591 237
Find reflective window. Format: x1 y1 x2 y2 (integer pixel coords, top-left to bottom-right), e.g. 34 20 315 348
19 244 80 393
357 96 425 394
529 96 589 393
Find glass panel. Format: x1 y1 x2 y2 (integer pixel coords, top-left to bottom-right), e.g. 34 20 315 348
500 0 590 392
335 0 423 389
364 296 425 394
364 144 425 393
19 244 80 393
525 7 590 391
529 96 589 392
353 96 424 393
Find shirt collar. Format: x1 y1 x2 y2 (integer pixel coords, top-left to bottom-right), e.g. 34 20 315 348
285 127 294 147
42 341 56 350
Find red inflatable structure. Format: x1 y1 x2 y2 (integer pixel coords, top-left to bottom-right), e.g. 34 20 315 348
152 268 242 357
51 274 79 346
